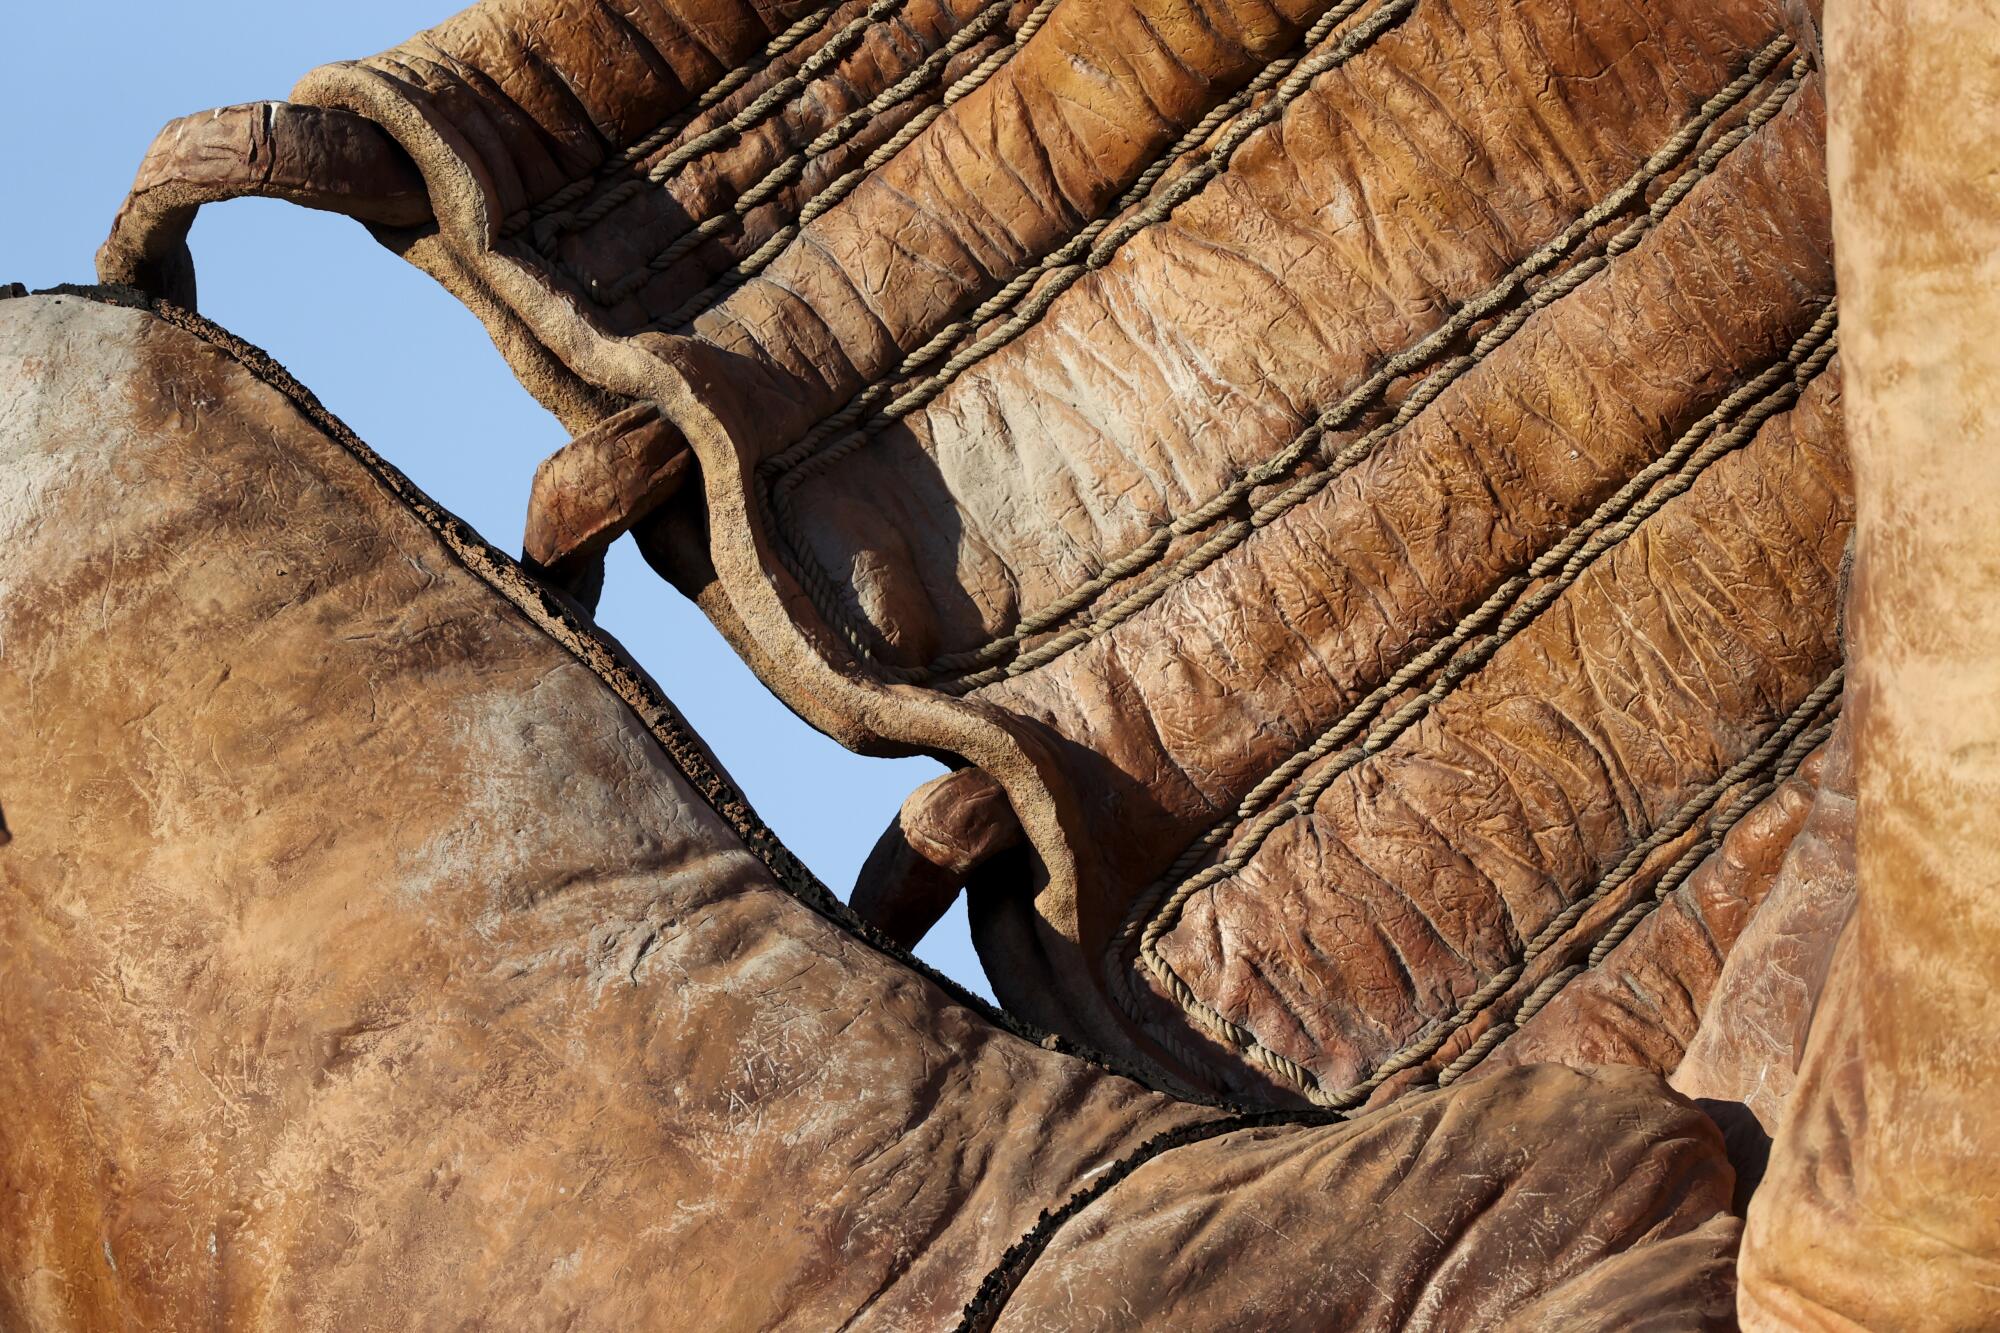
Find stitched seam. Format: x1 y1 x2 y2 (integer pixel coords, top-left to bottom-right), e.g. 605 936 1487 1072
524 0 914 261
1182 667 1843 1106
765 32 1801 680
596 0 1025 303
1140 319 1837 922
951 1109 1344 1333
1579 713 1838 971
1126 334 1836 1090
928 46 1809 689
1102 295 1836 929
645 0 1066 329
1113 326 1838 1104
606 0 1035 303
755 0 1421 671
500 2 847 237
1429 700 1840 1088
759 0 1413 489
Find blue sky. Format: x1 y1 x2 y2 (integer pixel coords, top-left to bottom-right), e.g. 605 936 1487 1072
2 2 991 999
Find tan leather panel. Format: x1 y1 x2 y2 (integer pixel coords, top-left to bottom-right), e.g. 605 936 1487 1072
0 294 1194 1328
978 91 1836 903
1493 737 1834 1080
782 0 1793 660
704 0 1360 407
1738 0 2000 1321
0 290 1749 1330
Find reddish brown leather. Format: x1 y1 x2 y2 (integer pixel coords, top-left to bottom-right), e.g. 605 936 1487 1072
105 0 1851 1104
1486 734 1836 1082
0 289 1743 1330
97 102 430 308
522 401 692 592
851 767 1024 948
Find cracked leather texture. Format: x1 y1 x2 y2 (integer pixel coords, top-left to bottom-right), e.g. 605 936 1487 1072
1487 732 1841 1087
0 291 1744 1330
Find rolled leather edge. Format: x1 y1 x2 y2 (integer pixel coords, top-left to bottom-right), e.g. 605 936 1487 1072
278 53 1183 1080
96 102 431 309
101 7 1857 1109
851 767 1025 950
522 401 693 609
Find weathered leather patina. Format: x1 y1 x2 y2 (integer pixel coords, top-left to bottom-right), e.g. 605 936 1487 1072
2 0 1993 1320
102 0 1853 1109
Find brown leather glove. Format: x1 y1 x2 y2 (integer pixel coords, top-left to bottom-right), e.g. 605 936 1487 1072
22 0 1995 1320
101 0 1849 1113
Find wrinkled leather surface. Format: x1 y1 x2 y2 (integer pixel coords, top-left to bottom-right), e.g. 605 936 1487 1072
1487 733 1838 1084
0 290 1745 1330
996 1064 1741 1332
109 0 1859 1103
97 101 431 309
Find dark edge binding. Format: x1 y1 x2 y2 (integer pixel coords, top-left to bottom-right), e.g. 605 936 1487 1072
953 1107 1348 1332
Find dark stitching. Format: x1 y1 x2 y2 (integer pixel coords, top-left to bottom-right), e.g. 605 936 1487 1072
935 48 1814 695
759 0 1418 497
527 0 911 268
952 1107 1344 1332
1112 320 1840 1101
1430 701 1842 1089
595 0 1040 311
499 0 851 237
762 32 1800 683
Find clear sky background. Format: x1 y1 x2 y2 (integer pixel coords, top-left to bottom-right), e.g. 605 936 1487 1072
2 3 991 1000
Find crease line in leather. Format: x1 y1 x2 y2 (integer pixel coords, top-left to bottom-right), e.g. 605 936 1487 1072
538 0 908 252
1110 327 1841 1104
1112 328 1836 1086
1200 669 1843 1107
1429 705 1841 1090
1128 329 1837 1058
751 0 1427 672
952 1109 1343 1333
502 0 861 239
1122 308 1839 906
767 33 1805 682
586 0 1031 297
651 0 1067 330
1581 713 1837 974
654 0 1391 342
931 47 1810 689
528 0 919 296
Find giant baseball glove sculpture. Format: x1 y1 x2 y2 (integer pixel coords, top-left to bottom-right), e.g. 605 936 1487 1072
2 0 1994 1324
